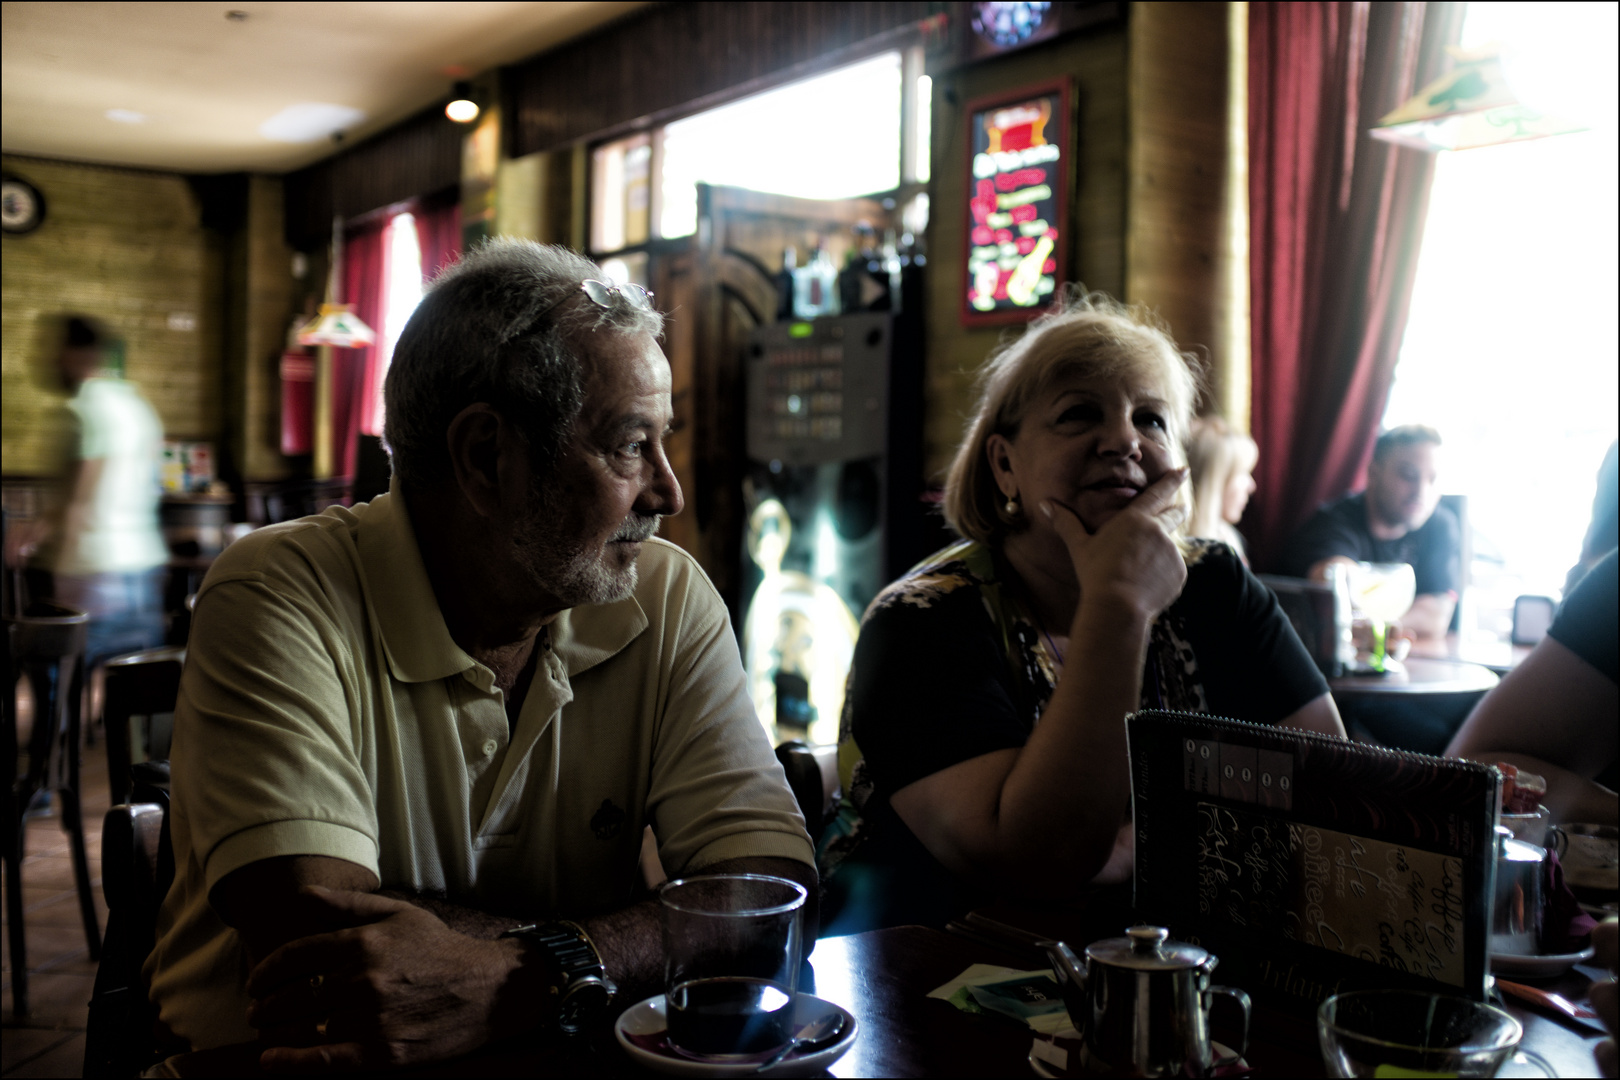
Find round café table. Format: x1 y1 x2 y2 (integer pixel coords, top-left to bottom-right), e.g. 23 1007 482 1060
1329 656 1501 696
1330 657 1500 755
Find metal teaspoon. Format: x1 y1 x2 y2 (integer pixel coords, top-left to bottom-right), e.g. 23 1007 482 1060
752 1011 848 1073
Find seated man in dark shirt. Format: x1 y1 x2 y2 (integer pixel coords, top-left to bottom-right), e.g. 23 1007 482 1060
1280 424 1460 640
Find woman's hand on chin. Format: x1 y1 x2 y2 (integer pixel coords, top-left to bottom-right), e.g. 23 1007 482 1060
1042 467 1189 623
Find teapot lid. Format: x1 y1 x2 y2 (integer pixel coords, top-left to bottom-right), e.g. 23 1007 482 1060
1085 925 1211 971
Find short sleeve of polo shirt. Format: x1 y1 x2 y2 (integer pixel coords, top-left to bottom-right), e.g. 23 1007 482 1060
170 523 382 893
632 550 815 873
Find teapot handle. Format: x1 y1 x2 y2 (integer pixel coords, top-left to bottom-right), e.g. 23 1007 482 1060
1207 985 1251 1066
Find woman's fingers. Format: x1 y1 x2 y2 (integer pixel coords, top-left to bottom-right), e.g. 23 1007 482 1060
1133 467 1190 520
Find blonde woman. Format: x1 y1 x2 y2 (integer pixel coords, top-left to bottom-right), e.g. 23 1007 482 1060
817 292 1343 934
1185 414 1259 561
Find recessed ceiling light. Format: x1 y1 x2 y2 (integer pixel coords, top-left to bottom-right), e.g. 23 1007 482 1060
258 102 366 143
106 109 148 124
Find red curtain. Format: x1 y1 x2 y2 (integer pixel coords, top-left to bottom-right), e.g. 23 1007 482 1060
1245 1 1464 570
336 219 386 480
414 199 462 284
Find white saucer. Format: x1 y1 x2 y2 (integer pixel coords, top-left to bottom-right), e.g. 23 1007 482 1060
615 991 857 1077
1490 946 1597 978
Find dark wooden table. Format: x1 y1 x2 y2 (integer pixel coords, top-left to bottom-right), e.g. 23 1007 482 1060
1329 656 1500 697
1410 633 1533 675
167 926 1609 1077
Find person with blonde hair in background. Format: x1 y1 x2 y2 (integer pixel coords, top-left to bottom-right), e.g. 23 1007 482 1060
816 290 1344 935
1184 414 1258 562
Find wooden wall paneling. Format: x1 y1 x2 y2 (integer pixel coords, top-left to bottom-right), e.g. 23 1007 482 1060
922 23 1130 485
507 2 942 157
1125 1 1239 416
242 176 295 481
283 105 462 251
652 251 701 561
1 155 221 475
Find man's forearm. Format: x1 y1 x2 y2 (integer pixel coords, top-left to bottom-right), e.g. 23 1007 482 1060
388 854 817 1004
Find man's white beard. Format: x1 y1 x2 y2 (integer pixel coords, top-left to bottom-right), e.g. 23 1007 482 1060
513 489 659 608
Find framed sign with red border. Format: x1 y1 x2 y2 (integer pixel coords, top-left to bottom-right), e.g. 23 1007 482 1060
960 79 1072 327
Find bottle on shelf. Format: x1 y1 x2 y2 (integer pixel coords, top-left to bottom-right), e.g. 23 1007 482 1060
775 246 797 322
793 241 841 320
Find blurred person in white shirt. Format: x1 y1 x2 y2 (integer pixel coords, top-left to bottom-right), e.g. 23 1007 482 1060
7 316 168 663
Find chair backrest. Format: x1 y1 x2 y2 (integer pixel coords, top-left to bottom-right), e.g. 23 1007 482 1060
102 648 184 807
85 798 172 1078
7 600 90 663
1257 574 1341 678
774 739 841 836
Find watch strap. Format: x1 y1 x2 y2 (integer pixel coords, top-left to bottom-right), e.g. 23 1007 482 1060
502 920 616 1034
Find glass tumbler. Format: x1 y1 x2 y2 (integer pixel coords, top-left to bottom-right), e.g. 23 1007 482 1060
1318 990 1554 1077
659 873 807 1062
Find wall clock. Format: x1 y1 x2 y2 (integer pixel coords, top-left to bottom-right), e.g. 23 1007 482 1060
2 175 46 235
971 2 1054 49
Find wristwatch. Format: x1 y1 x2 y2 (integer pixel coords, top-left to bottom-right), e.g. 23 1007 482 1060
501 921 617 1034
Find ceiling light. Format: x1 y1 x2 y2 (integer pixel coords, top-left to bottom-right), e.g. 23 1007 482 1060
259 102 366 143
105 109 147 124
446 82 480 124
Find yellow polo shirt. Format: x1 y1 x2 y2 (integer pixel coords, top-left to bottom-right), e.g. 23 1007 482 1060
146 483 812 1049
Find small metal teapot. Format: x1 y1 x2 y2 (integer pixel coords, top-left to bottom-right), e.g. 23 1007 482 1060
1039 926 1250 1077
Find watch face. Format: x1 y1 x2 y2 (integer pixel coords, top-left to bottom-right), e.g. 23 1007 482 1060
557 977 612 1034
972 2 1053 49
1 177 45 235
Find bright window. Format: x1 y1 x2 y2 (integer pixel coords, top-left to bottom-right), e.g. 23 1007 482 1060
364 212 424 436
1383 1 1618 631
658 51 905 239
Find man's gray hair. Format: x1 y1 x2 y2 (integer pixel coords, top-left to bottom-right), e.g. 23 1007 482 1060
383 238 664 488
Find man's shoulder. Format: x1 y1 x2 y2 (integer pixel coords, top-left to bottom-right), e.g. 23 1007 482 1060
200 506 363 594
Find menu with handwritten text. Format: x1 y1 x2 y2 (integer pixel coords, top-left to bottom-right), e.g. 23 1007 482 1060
1130 712 1496 1015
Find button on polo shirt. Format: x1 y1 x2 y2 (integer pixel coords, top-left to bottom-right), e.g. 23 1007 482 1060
147 481 811 1050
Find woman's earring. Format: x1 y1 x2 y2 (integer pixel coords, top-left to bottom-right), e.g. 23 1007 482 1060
1005 495 1020 516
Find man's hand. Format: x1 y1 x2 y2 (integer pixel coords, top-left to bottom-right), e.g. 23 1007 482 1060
245 886 531 1073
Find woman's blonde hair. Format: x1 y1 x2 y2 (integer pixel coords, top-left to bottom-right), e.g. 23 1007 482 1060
1184 414 1259 543
943 289 1204 545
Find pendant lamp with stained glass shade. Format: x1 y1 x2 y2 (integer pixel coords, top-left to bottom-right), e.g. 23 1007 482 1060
296 215 375 348
295 304 375 348
1370 45 1589 152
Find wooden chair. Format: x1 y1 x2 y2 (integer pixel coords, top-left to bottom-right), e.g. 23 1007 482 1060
774 739 841 838
101 647 185 807
4 600 100 1017
84 760 173 1078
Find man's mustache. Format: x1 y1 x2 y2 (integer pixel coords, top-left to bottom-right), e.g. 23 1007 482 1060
613 515 660 542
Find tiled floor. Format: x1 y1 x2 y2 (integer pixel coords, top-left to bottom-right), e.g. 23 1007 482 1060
3 682 112 1079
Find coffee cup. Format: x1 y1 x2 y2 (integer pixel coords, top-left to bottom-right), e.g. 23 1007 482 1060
1552 822 1620 897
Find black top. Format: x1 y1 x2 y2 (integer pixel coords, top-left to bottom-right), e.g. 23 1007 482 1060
1279 493 1461 597
816 538 1330 934
1549 548 1618 685
1548 548 1618 791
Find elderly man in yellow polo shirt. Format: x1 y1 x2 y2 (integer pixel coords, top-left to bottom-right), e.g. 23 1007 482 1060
145 240 816 1070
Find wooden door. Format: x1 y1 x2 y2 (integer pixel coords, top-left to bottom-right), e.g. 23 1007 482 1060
650 184 894 623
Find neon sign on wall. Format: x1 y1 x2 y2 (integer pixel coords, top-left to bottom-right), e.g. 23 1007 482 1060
961 81 1070 326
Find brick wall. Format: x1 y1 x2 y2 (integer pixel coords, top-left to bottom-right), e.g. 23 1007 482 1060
1 155 221 475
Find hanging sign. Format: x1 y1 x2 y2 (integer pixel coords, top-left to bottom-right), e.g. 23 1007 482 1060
961 81 1070 326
